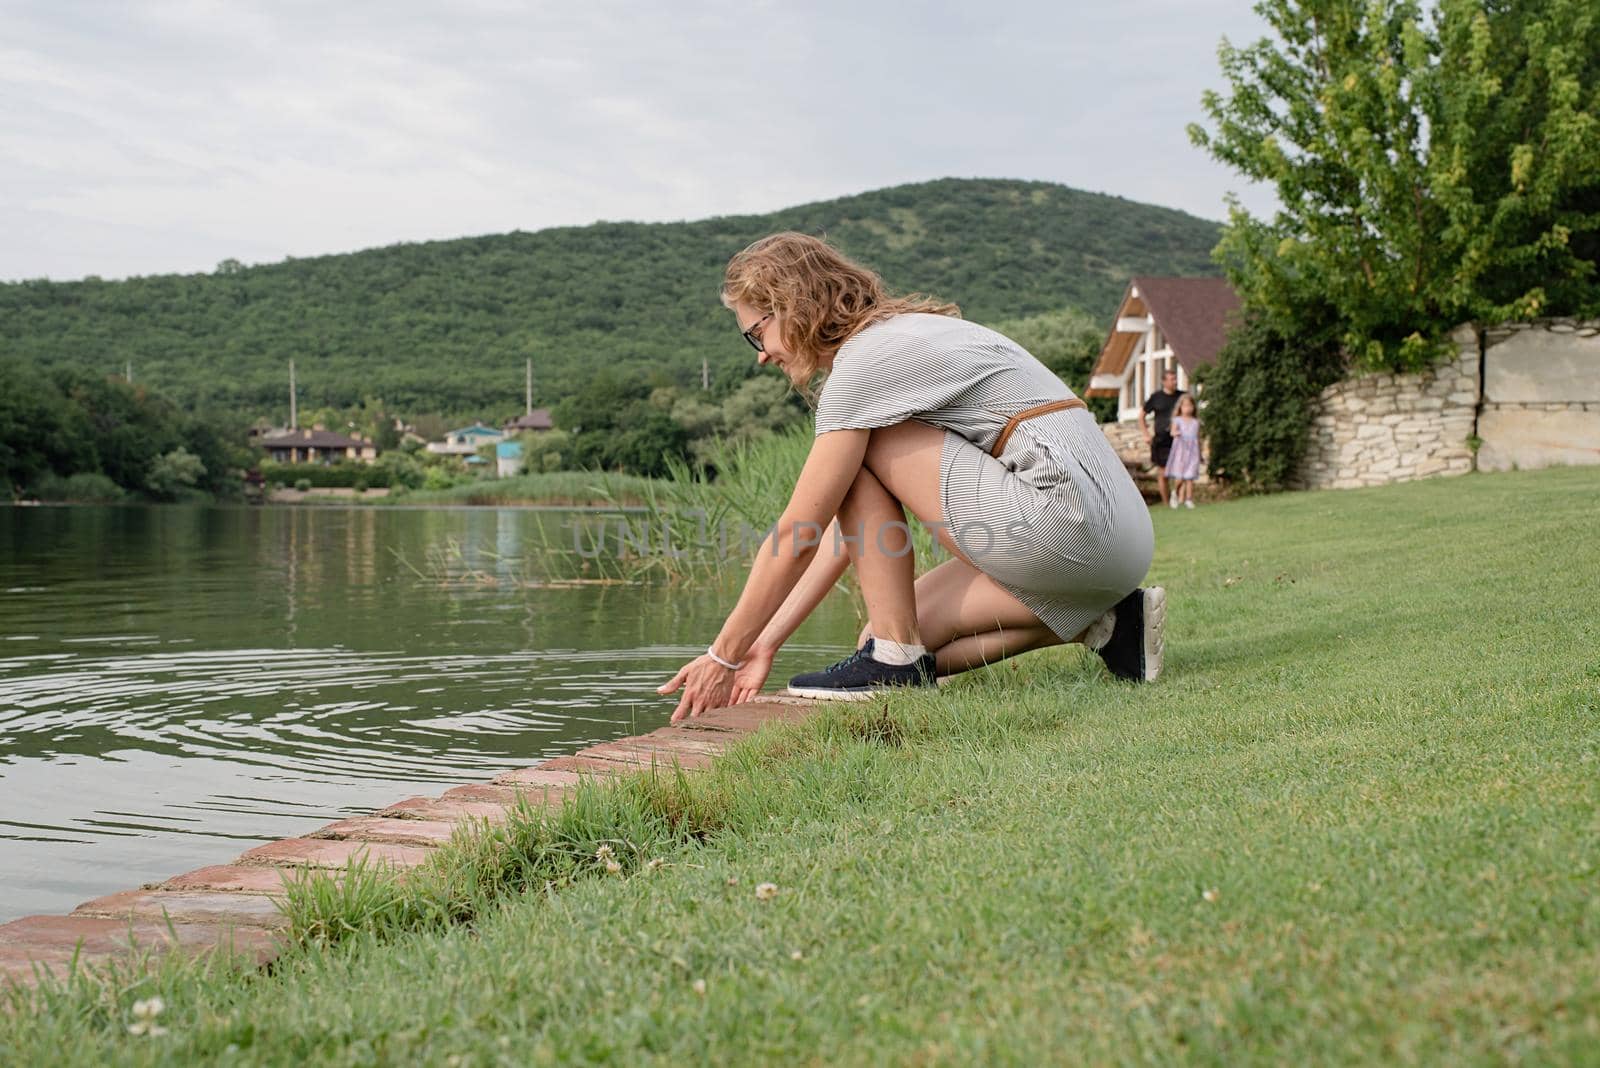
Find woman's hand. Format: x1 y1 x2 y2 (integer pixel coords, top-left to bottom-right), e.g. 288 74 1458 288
730 645 776 705
658 655 737 723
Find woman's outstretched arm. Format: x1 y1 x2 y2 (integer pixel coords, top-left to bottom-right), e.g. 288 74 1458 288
729 520 853 703
660 430 867 720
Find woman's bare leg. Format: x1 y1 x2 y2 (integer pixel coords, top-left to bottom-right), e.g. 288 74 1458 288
857 556 1070 675
837 420 1092 673
835 465 921 646
932 627 1061 675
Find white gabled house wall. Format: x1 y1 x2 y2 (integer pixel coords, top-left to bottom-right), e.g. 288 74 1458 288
1097 303 1190 422
1087 277 1234 425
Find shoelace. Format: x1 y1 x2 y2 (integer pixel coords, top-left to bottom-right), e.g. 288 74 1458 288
820 647 871 674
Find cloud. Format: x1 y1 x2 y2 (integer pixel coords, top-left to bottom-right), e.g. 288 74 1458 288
1 0 1276 280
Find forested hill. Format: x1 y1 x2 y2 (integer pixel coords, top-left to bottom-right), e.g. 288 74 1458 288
1 178 1221 419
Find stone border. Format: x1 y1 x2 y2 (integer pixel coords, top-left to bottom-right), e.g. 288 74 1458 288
0 696 819 990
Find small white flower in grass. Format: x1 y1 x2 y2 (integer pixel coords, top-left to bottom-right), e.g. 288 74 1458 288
726 875 738 886
127 997 168 1037
692 978 707 996
595 844 614 860
604 858 622 874
1202 888 1220 903
790 949 804 961
644 858 665 873
755 882 779 901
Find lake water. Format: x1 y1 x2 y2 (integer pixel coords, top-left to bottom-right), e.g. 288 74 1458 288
0 505 859 922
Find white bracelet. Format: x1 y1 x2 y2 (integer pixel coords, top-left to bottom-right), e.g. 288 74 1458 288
705 646 743 670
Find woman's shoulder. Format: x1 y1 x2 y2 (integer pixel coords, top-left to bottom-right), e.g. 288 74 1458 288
839 313 998 360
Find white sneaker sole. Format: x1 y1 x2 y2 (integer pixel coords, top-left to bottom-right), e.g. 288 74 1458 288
1142 586 1166 682
782 685 883 702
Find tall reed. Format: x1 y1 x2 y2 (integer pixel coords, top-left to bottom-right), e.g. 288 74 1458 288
397 422 947 589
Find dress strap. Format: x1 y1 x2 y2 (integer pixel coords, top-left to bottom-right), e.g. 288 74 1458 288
991 398 1087 457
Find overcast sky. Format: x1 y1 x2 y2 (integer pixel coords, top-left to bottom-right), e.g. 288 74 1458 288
3 1 1279 282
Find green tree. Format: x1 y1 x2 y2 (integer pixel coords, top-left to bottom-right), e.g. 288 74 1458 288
518 429 570 473
0 361 96 492
1428 0 1600 321
1190 0 1600 370
373 449 426 489
985 307 1105 388
146 447 206 500
717 376 805 442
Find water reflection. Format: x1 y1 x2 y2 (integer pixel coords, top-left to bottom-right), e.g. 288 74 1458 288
0 504 857 920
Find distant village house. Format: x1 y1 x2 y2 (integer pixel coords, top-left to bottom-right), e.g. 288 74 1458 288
502 408 554 433
422 410 555 469
256 426 378 465
425 423 504 458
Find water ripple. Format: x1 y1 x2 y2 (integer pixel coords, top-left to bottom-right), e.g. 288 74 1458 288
0 645 694 785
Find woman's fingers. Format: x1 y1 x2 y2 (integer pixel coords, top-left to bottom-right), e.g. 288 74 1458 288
656 664 688 695
665 659 739 722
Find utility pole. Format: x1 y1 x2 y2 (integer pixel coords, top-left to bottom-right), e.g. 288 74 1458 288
125 361 133 384
525 357 533 415
702 356 709 391
289 359 298 430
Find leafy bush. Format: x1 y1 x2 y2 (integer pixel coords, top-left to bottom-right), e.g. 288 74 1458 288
34 472 126 503
263 462 391 489
422 466 462 492
146 447 206 500
372 451 425 489
293 478 312 492
1199 314 1346 491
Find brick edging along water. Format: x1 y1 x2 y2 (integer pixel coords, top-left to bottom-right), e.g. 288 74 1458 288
0 696 820 989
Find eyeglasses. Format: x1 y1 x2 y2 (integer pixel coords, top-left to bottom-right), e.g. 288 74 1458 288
741 313 773 352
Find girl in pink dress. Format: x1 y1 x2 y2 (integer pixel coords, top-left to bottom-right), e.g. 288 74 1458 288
1164 394 1203 509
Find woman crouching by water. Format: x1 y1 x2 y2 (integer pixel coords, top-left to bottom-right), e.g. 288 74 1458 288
659 233 1163 720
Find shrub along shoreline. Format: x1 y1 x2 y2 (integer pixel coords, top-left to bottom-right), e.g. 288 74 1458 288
4 466 1597 1063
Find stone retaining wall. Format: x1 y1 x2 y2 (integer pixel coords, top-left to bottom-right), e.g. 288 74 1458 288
1292 318 1600 490
1476 319 1600 472
1292 325 1480 490
1100 419 1147 466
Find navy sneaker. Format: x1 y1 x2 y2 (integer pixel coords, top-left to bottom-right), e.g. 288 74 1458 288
785 639 937 701
1094 587 1166 682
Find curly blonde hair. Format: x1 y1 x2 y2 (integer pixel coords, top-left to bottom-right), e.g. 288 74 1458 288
721 232 960 385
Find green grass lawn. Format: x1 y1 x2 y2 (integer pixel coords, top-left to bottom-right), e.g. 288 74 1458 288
7 466 1599 1065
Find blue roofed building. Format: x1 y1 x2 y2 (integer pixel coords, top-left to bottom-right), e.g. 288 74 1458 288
495 441 524 478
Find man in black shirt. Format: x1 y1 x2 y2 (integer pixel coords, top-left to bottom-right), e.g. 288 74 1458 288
1139 369 1184 507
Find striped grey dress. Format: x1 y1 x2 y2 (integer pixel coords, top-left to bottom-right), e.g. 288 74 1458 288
814 313 1153 643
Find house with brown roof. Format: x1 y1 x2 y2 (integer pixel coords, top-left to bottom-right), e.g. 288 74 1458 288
1086 277 1239 422
502 408 554 433
257 427 378 465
